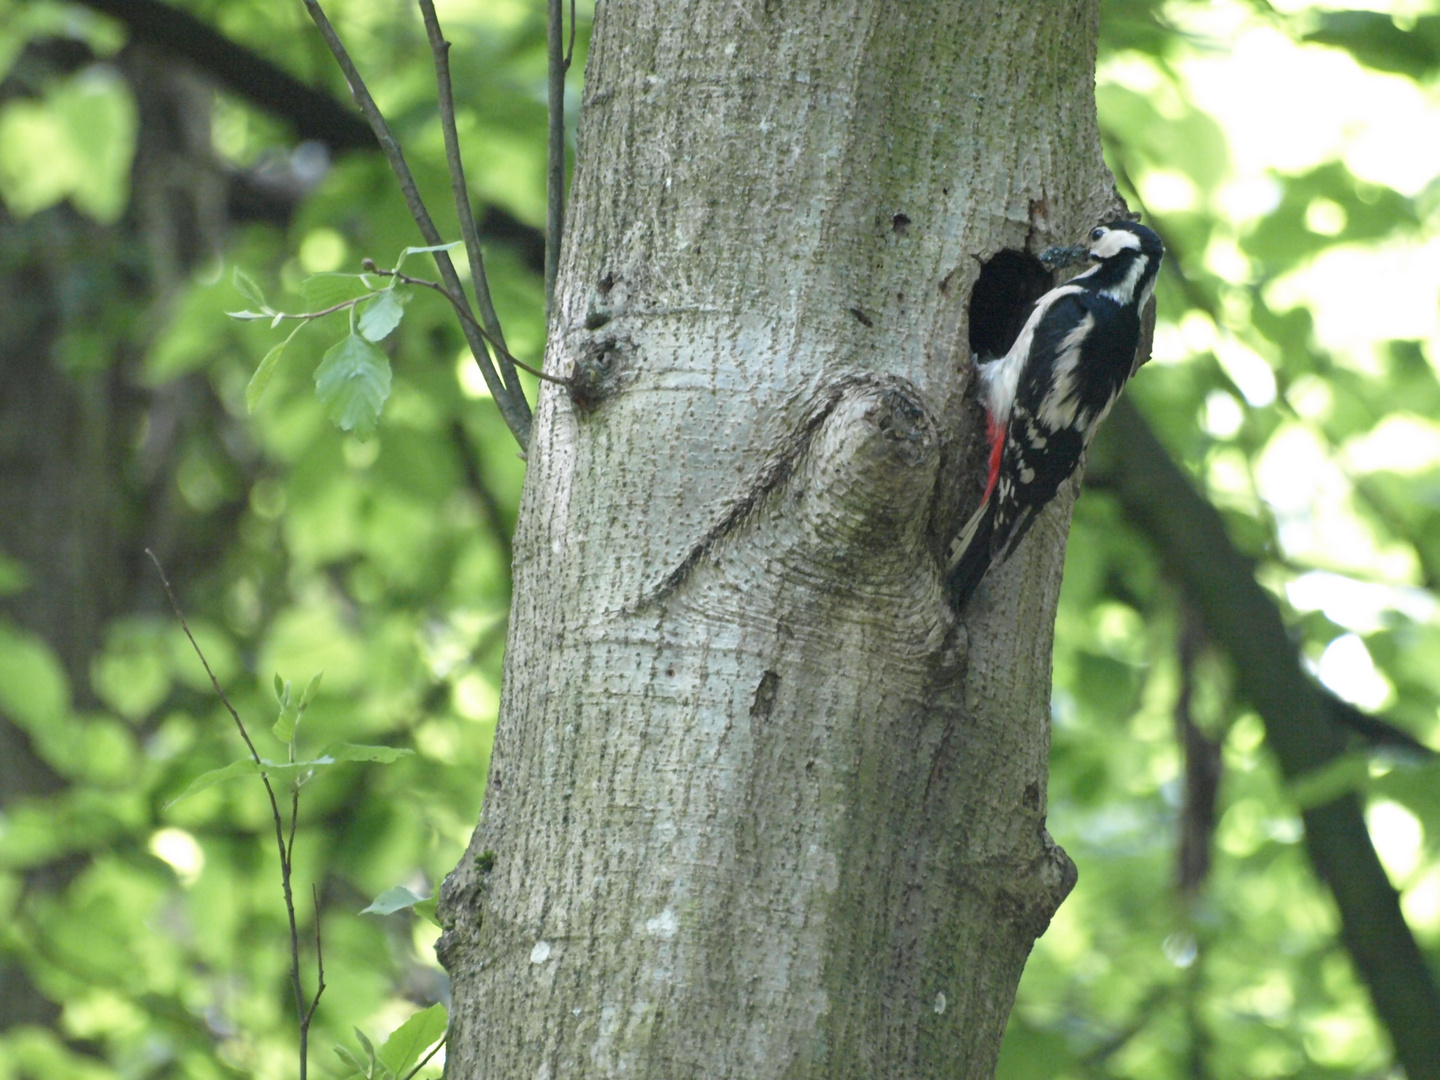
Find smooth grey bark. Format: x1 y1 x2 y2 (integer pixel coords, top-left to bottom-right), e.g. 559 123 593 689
439 3 1119 1076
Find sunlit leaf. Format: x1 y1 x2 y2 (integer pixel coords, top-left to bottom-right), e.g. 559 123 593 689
246 329 299 412
233 266 267 308
314 332 392 440
378 1003 447 1076
322 743 414 764
354 1028 381 1079
164 758 261 808
358 286 409 342
299 670 324 709
360 885 430 916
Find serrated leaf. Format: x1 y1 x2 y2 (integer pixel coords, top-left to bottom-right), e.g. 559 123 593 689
323 742 414 764
246 337 291 413
358 287 408 342
361 885 430 916
379 1004 447 1076
233 266 267 308
314 333 392 440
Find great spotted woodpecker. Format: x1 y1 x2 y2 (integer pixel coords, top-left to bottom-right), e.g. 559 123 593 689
946 220 1164 608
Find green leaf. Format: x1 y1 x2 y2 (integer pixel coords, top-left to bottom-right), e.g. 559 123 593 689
233 266 267 308
378 1004 447 1077
299 670 324 708
246 330 296 413
413 894 440 927
272 699 300 745
358 287 409 342
334 1045 368 1079
353 1028 381 1079
323 742 414 764
394 240 461 274
273 673 287 704
274 672 320 744
314 333 392 440
164 758 262 808
300 272 373 310
361 885 430 916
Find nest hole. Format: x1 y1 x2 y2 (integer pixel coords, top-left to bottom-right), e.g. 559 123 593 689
967 250 1051 360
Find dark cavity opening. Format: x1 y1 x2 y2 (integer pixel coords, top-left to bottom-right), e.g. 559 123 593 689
967 249 1051 361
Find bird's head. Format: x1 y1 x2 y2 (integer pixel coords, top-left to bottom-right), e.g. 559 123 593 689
1080 220 1164 306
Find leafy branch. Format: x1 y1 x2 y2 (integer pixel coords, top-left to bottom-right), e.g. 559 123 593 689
230 243 567 440
148 550 421 1079
299 0 539 448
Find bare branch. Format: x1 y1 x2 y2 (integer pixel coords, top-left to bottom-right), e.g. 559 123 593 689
546 0 566 317
300 0 532 447
416 0 522 401
366 265 569 386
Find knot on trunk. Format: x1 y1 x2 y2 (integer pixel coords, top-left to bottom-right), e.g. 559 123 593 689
794 381 938 563
645 373 942 609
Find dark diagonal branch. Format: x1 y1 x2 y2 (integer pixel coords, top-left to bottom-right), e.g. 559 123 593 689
73 0 374 150
73 0 549 275
1089 399 1440 1080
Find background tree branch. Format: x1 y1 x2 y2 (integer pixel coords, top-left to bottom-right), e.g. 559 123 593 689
1090 398 1440 1080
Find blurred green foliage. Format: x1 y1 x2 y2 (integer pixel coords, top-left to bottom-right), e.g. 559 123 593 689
1003 2 1440 1077
0 1 1435 1079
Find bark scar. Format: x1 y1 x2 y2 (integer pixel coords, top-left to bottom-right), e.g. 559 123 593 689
638 371 908 608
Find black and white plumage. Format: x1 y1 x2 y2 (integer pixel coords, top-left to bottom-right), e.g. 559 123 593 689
946 220 1164 609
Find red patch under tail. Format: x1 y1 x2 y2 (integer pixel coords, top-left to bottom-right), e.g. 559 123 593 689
982 415 1005 503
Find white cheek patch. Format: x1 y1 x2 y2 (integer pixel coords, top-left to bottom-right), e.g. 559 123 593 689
1089 229 1142 259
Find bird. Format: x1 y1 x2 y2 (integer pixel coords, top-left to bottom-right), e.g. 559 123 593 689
946 219 1164 609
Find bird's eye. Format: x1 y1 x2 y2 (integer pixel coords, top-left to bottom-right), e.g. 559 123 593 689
1090 227 1106 242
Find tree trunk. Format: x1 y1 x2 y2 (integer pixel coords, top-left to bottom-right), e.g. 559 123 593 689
439 3 1118 1075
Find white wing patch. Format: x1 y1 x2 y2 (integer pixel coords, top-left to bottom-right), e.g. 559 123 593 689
1036 313 1094 430
978 284 1084 423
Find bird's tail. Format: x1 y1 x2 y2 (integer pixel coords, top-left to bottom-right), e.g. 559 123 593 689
945 496 996 610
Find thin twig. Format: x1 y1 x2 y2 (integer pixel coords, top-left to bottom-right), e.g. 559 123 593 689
301 0 531 447
147 548 317 1080
148 550 263 766
400 1033 447 1080
371 266 569 385
416 0 522 400
302 885 327 1028
564 0 576 71
545 0 566 317
296 887 326 1078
